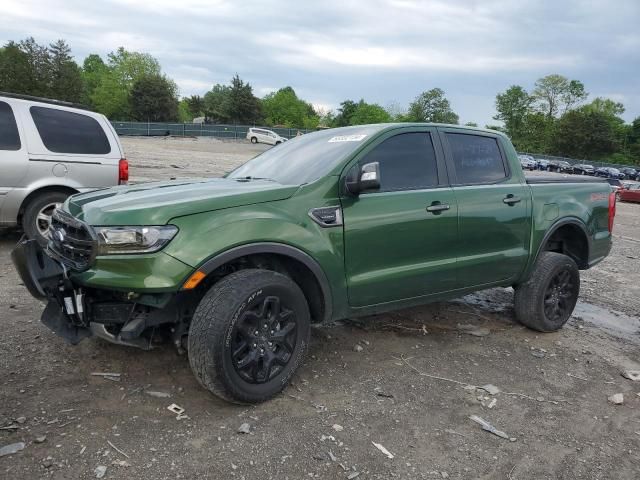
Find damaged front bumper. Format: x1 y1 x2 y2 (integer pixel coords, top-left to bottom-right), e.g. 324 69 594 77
11 238 191 349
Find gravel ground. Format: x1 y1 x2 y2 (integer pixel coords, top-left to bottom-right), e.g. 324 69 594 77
123 136 269 182
1 136 639 479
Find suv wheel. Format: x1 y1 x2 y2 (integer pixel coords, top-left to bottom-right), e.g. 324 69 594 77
514 252 580 332
22 191 69 246
250 137 258 144
188 269 310 403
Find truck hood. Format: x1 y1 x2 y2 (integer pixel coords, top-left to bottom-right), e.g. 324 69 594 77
66 178 299 225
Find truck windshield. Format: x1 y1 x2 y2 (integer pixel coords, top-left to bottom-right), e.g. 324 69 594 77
228 126 385 185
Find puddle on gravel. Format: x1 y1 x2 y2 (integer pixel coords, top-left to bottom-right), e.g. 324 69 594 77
457 288 640 342
572 302 640 340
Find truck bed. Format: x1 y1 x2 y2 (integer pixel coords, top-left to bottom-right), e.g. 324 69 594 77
525 172 608 184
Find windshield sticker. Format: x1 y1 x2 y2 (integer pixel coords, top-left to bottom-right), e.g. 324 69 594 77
328 134 367 143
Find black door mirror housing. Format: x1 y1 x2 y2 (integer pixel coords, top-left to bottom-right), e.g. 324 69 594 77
345 162 381 195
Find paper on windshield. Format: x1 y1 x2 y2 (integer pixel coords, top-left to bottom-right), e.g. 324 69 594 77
328 134 367 143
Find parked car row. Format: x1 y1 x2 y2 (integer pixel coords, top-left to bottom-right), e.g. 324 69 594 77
594 167 625 179
518 155 537 170
572 163 595 175
519 155 640 180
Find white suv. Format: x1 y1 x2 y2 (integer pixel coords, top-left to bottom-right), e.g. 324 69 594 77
246 128 287 146
0 92 127 245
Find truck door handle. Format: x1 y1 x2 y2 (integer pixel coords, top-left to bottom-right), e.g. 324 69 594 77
426 202 450 214
503 194 521 205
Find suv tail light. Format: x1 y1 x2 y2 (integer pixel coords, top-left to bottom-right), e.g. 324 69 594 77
118 158 129 185
608 191 616 233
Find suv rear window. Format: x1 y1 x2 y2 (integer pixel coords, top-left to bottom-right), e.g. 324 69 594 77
30 106 111 154
446 133 507 184
0 101 21 151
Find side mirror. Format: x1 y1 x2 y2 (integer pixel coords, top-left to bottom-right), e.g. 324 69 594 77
345 162 380 195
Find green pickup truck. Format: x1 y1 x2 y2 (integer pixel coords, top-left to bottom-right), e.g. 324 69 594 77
12 123 615 403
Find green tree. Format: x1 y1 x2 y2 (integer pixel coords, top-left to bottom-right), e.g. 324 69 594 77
185 95 205 118
406 88 459 124
82 54 109 107
0 38 52 97
349 100 391 125
516 113 555 153
494 85 533 140
464 122 478 127
48 39 84 103
262 86 318 128
203 84 231 123
0 41 32 94
129 74 179 122
628 117 640 164
532 74 587 118
550 110 616 159
333 100 358 127
562 80 589 113
582 97 625 117
90 47 162 119
178 99 192 122
225 74 261 124
17 37 52 97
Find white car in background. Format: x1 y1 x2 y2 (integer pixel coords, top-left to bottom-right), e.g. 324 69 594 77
246 128 287 145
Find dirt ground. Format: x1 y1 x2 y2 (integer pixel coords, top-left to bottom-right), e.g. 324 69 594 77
1 137 640 479
123 136 270 182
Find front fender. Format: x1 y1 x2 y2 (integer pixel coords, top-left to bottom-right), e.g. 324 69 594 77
164 201 348 320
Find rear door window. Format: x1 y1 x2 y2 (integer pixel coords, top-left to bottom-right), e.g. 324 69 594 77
0 101 21 150
446 133 507 184
360 132 438 192
30 106 111 154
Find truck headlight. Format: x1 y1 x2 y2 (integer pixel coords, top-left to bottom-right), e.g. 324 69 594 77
94 225 178 255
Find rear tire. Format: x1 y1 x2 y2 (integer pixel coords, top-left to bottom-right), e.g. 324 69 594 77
514 252 580 332
250 137 257 144
22 191 69 247
188 269 310 404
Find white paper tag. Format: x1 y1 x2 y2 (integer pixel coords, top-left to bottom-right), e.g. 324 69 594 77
328 134 367 143
75 293 84 314
63 297 75 315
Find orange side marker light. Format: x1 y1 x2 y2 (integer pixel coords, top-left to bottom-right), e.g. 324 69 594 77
183 270 206 290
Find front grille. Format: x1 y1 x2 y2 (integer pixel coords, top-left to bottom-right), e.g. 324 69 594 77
47 209 97 271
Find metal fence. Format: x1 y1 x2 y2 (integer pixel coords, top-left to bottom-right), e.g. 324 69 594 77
110 121 314 140
110 122 638 170
518 152 637 171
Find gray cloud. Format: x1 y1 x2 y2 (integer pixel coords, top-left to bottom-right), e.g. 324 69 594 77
2 0 639 125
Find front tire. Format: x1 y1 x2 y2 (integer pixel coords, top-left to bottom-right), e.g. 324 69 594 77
22 191 69 247
188 269 310 403
514 252 580 332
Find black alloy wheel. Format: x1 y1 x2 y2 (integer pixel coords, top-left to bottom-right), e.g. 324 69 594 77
188 269 310 403
543 269 578 324
230 295 297 384
514 252 580 332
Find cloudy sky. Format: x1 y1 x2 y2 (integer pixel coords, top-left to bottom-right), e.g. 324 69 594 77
3 0 639 125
